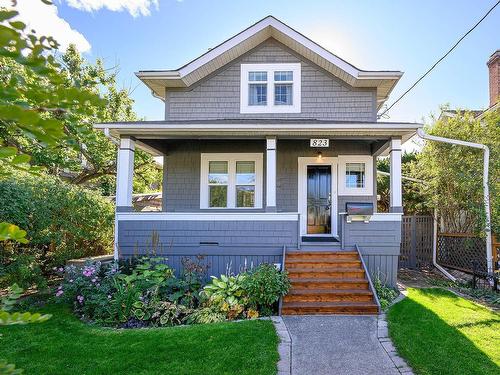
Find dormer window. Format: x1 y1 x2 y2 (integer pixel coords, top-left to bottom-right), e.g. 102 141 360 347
240 63 301 113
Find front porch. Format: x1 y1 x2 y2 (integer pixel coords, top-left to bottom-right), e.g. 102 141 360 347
99 120 419 285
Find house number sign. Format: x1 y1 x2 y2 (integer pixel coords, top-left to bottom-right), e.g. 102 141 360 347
310 139 329 147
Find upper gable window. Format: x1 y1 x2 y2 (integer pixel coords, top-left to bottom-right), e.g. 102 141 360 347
240 63 301 114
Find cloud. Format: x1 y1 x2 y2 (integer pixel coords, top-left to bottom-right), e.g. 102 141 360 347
65 0 159 17
12 0 91 53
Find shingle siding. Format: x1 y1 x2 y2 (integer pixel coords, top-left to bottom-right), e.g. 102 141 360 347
165 39 376 121
163 139 373 214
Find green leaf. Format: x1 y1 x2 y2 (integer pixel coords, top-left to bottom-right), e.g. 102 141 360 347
11 154 31 165
0 146 17 158
0 11 18 22
9 21 26 30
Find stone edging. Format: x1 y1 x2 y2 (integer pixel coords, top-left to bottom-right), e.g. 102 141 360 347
271 316 292 375
378 291 415 375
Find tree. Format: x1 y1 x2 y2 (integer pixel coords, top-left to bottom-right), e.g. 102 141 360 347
414 109 499 235
0 4 104 241
1 44 161 195
377 152 429 214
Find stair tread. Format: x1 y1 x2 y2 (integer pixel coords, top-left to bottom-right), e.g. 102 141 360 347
289 277 368 283
289 288 373 295
287 251 358 255
282 301 377 307
289 267 363 272
286 258 361 263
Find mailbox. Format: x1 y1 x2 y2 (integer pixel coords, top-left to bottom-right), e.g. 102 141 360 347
346 202 374 223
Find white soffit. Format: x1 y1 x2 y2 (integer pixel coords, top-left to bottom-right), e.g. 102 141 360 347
135 16 402 107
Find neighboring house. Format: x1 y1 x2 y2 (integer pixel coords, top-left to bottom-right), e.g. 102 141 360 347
440 49 500 120
96 16 421 314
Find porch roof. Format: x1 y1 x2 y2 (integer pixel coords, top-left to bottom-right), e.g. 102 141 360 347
95 120 421 156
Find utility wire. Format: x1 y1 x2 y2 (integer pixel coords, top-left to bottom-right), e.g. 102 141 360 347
378 0 500 118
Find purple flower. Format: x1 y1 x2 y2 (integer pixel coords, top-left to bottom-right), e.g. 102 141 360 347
56 290 64 297
77 295 84 304
91 278 97 283
82 266 95 277
57 285 63 290
58 267 64 272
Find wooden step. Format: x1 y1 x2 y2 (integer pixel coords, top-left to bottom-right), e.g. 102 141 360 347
289 278 370 290
286 258 362 269
284 289 374 303
281 301 378 315
286 251 359 261
287 267 365 279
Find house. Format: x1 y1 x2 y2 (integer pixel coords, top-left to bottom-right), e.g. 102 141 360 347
96 16 421 314
440 49 500 120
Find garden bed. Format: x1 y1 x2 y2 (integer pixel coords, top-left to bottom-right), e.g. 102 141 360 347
388 288 500 375
0 303 279 375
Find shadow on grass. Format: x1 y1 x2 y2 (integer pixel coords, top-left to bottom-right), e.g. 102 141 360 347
388 289 499 375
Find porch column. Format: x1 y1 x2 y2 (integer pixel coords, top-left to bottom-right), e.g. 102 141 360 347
389 137 403 213
116 136 135 212
266 137 277 212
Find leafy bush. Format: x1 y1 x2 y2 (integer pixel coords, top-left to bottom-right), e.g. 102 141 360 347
55 259 290 328
373 276 399 310
0 173 114 267
0 253 46 290
242 264 290 314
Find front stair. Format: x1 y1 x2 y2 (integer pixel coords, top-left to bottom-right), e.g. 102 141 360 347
282 250 379 315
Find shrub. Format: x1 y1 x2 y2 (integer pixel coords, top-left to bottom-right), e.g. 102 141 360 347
242 264 290 314
0 173 114 271
373 276 399 310
184 306 226 325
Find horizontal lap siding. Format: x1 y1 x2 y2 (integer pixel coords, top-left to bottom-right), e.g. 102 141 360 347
117 220 298 278
344 220 401 287
165 39 376 122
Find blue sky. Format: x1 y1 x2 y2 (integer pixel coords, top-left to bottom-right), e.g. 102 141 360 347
25 1 500 123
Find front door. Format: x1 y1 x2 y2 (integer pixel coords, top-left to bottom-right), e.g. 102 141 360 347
307 166 332 234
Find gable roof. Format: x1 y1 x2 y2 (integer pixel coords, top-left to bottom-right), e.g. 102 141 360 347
136 16 403 109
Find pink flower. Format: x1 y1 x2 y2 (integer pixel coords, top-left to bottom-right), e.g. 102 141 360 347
58 267 64 272
91 278 97 283
82 266 95 277
56 290 63 297
77 295 84 304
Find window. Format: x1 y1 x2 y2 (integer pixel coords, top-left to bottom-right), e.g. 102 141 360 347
345 163 365 188
248 71 267 106
200 153 263 209
274 71 293 105
240 63 301 113
338 156 373 196
208 161 228 207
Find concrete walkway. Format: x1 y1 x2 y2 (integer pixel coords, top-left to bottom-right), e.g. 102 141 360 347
283 315 402 375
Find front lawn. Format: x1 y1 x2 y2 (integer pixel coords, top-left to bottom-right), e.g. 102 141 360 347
388 288 500 375
0 304 279 375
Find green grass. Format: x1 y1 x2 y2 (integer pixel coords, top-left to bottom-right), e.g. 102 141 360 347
0 304 279 375
388 288 500 375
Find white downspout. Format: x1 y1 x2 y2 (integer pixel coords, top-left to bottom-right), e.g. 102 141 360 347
417 128 492 275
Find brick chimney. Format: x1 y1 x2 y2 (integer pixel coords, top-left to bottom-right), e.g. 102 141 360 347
487 50 500 107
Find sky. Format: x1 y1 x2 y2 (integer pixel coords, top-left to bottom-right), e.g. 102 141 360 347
9 0 500 130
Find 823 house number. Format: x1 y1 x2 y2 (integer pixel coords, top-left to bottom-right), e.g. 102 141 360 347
310 139 329 147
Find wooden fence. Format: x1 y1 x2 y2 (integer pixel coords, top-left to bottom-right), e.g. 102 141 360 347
399 215 434 269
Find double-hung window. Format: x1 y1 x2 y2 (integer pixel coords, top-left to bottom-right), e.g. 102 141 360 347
240 63 301 113
201 153 263 209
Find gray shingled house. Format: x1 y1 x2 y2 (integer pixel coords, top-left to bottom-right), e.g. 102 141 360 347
96 16 421 314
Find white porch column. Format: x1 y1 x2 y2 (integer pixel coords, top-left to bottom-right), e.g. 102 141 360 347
116 136 135 212
266 137 277 212
389 137 403 213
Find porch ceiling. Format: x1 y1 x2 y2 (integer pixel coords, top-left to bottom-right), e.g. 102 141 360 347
95 120 421 156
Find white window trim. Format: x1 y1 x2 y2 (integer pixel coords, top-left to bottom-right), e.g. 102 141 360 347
200 153 263 209
338 155 373 196
240 63 301 114
297 157 338 237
